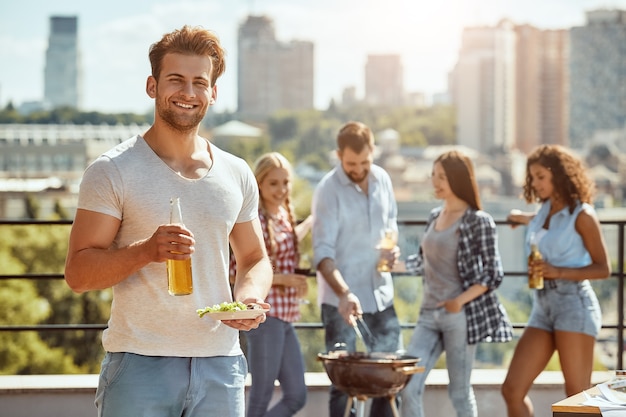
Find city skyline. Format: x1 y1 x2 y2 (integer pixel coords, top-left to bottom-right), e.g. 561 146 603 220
1 0 626 114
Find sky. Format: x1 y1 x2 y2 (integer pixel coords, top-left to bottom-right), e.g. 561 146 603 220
1 0 626 114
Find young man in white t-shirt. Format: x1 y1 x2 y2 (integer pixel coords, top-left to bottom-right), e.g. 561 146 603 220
65 25 273 417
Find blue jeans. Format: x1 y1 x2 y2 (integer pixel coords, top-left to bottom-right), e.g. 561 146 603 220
401 308 477 417
245 317 306 417
95 352 247 417
321 304 402 417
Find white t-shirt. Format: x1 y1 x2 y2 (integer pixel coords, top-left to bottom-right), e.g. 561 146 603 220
77 135 258 357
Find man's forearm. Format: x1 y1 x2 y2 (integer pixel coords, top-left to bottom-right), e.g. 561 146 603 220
233 256 273 302
317 257 350 297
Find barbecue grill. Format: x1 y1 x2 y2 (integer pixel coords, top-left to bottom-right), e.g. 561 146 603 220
318 351 423 417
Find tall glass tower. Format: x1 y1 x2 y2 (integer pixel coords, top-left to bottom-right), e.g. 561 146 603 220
44 16 82 110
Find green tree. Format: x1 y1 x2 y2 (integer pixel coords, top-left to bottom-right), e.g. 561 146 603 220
0 105 152 125
9 224 109 372
0 230 84 374
0 102 23 123
268 115 298 145
0 279 83 374
53 199 70 220
25 195 41 219
1 224 110 373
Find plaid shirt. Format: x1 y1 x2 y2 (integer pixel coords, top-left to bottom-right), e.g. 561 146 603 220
406 207 513 344
230 209 301 322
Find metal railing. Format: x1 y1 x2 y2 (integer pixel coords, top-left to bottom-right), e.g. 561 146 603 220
0 218 624 369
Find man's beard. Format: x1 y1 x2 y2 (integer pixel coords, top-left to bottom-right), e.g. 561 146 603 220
347 169 368 184
157 102 206 134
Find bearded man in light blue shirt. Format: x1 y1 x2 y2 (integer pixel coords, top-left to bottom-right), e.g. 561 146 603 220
312 121 401 417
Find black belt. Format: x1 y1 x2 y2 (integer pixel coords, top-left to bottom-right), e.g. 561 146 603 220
538 280 558 291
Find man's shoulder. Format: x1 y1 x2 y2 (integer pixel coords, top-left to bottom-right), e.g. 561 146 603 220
84 136 142 173
316 167 340 187
100 135 142 160
370 164 392 180
369 165 394 193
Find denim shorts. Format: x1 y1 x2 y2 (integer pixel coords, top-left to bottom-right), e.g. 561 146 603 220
527 279 601 337
95 352 247 417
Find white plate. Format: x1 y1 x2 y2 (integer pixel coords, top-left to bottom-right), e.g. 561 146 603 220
205 309 269 320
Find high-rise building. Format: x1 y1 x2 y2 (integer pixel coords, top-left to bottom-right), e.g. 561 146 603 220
452 19 570 155
515 25 569 153
44 16 82 110
364 54 404 106
237 15 314 120
569 9 626 149
452 20 516 153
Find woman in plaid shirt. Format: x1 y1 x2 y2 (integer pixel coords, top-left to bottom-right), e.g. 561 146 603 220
230 152 312 417
401 150 513 417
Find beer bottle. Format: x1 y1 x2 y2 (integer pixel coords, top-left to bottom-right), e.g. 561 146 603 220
377 229 397 272
167 197 193 296
528 238 544 290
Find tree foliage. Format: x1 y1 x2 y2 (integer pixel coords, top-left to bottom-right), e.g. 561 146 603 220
0 224 108 374
261 104 456 174
0 104 153 125
0 280 82 374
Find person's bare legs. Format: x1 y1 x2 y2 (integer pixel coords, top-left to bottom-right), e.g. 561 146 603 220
555 330 595 397
501 328 555 417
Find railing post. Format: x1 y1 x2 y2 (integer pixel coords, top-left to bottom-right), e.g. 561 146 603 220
617 222 624 370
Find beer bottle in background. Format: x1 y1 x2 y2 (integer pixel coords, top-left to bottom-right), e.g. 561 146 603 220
528 233 544 289
377 229 397 272
167 197 193 296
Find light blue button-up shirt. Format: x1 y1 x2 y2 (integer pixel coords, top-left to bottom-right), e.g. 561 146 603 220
527 200 592 268
312 164 397 313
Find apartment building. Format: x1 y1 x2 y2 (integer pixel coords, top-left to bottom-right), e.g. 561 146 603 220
237 15 314 120
364 54 404 107
452 20 516 154
570 9 626 149
453 19 570 155
0 123 149 218
515 25 569 153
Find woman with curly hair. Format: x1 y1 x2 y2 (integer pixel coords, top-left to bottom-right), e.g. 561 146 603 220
501 145 611 417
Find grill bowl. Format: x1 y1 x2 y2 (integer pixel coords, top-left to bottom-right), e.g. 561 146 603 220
317 351 422 398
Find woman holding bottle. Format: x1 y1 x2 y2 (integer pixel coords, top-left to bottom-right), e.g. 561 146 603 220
230 152 312 417
501 145 611 417
401 150 512 417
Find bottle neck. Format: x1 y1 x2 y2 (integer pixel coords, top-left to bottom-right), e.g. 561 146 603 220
170 197 183 224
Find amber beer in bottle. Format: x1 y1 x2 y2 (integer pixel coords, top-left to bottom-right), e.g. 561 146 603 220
167 197 193 296
377 229 397 272
528 242 544 289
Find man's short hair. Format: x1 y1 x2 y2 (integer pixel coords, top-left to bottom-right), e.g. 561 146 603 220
337 121 374 154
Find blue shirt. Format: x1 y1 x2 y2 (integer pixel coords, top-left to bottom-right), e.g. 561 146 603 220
312 164 397 313
527 200 593 268
407 207 513 344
